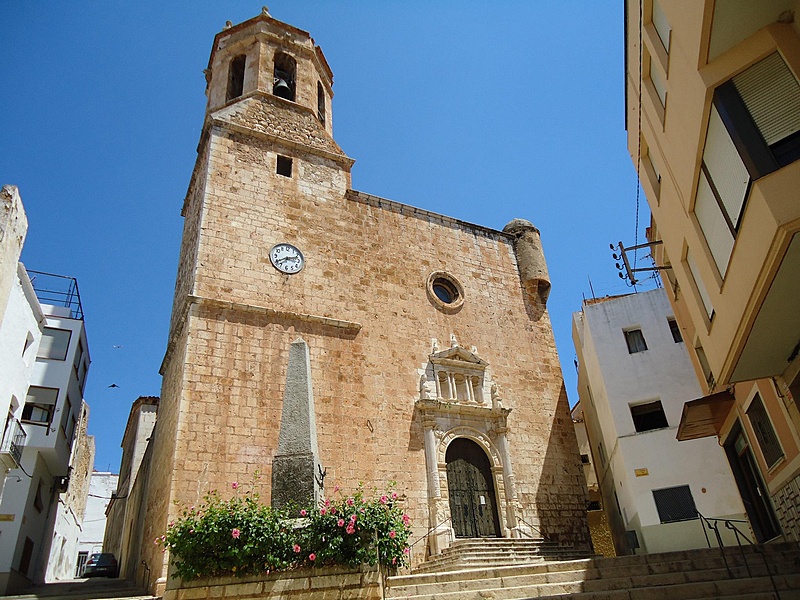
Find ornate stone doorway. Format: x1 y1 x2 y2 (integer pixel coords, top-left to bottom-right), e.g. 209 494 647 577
446 438 501 538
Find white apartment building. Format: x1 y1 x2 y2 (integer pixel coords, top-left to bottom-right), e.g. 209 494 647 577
0 271 91 593
1 186 42 503
75 471 118 577
573 288 748 555
0 264 44 500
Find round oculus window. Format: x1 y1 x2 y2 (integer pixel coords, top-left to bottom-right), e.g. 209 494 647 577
426 272 465 312
432 279 458 304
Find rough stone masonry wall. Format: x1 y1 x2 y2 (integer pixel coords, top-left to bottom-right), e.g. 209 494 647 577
0 184 27 321
162 564 381 600
157 121 589 551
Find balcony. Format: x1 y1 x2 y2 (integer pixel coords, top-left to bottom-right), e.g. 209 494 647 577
0 417 27 470
26 270 84 320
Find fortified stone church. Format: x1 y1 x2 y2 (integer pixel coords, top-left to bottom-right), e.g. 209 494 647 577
108 10 591 593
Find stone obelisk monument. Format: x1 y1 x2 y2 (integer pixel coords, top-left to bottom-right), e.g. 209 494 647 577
271 338 322 509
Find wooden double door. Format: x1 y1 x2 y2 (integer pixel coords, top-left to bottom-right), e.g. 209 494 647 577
446 438 501 538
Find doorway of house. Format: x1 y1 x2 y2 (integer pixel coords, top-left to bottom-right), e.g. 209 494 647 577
724 422 781 542
446 438 501 538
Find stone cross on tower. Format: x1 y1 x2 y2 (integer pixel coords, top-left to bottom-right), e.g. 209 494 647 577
271 338 322 509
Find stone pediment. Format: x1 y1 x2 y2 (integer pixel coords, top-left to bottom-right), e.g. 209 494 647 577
430 346 488 368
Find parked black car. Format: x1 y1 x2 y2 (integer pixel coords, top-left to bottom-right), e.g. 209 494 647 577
82 553 118 578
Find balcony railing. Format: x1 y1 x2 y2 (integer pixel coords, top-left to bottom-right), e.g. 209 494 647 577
26 270 84 320
1 417 27 468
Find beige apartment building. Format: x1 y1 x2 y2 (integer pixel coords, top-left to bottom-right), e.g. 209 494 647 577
625 0 800 543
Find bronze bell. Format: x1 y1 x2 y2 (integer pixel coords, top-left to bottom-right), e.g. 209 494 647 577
273 76 293 100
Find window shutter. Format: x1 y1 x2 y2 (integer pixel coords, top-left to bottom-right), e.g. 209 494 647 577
703 106 750 230
733 52 800 146
652 0 671 52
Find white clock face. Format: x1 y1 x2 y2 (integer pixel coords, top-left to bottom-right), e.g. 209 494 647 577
269 243 304 274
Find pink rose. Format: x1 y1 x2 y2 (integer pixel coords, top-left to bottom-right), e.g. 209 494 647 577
320 508 327 516
389 530 396 539
334 485 340 493
403 547 410 555
231 528 240 539
337 518 345 527
346 525 355 534
380 495 388 504
391 492 398 500
402 514 410 525
300 509 307 517
293 544 301 553
231 482 239 490
347 498 354 506
309 553 316 561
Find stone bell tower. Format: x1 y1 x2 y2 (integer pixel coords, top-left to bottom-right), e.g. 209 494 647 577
140 9 356 591
204 7 337 138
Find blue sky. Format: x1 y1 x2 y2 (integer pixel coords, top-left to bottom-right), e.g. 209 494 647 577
1 2 655 472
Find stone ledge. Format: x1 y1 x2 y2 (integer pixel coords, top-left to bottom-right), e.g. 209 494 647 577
190 295 362 333
160 294 362 374
163 564 382 600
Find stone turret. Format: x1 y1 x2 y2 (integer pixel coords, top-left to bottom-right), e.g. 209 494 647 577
504 219 551 312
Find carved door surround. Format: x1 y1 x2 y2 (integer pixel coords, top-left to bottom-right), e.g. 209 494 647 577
416 343 519 556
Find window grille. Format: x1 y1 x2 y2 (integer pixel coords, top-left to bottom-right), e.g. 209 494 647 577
653 485 698 523
747 393 784 468
625 329 648 353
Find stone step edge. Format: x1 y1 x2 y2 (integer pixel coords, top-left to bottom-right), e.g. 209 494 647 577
394 551 800 586
387 572 800 600
412 552 591 568
391 558 598 585
389 562 800 598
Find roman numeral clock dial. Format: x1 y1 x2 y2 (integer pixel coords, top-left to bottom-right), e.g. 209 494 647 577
269 243 305 274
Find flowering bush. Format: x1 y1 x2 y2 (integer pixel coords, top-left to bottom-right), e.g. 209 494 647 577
158 480 412 580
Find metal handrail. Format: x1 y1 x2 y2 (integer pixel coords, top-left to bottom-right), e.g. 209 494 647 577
696 512 779 598
697 512 753 549
401 517 453 573
1 417 26 467
515 516 551 543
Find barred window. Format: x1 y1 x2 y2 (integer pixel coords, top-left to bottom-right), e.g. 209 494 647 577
653 485 698 523
747 393 784 469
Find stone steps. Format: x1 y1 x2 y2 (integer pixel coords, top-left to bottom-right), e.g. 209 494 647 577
411 538 592 574
388 541 800 600
4 578 157 600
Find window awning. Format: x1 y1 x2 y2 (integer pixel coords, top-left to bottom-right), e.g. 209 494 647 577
676 390 735 441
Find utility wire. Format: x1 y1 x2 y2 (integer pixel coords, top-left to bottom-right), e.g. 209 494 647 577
633 0 645 292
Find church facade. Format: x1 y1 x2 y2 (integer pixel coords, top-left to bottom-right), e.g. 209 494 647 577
130 10 590 592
